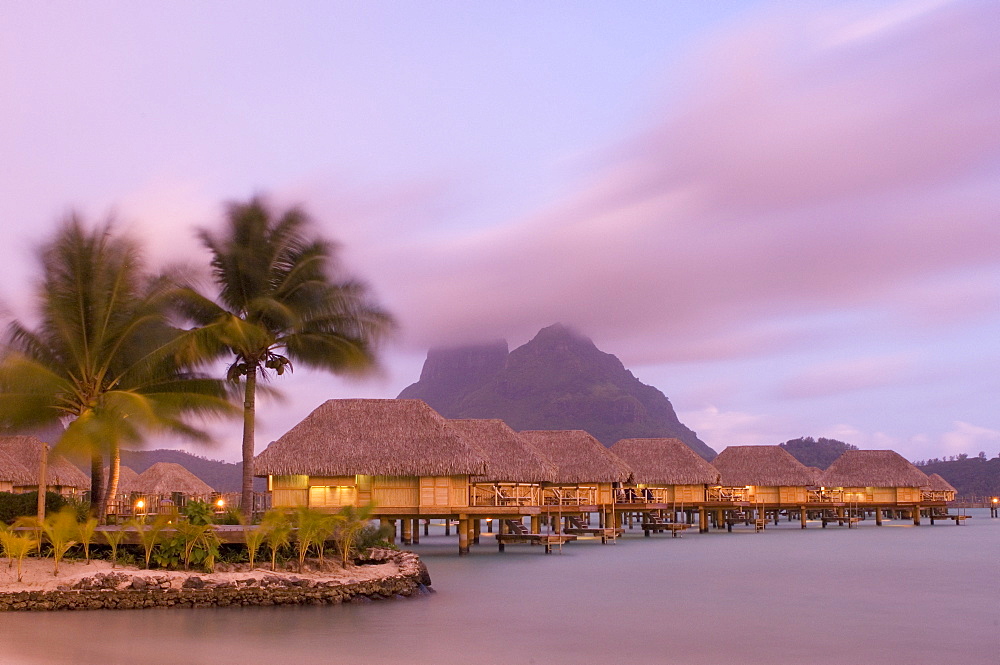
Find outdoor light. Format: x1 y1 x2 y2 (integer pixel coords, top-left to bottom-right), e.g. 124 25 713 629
993 498 998 504
135 499 145 510
216 498 225 508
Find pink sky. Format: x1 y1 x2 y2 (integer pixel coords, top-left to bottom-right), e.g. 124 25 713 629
1 1 998 462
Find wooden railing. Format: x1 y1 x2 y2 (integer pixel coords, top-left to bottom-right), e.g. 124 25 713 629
807 488 844 503
615 487 667 503
543 486 598 506
921 490 956 502
707 487 749 502
470 483 542 507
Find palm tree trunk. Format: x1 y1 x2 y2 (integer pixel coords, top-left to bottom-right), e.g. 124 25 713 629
89 454 104 518
101 442 121 523
36 442 49 523
241 368 257 519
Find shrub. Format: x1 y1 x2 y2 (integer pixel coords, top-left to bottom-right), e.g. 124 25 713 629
180 499 213 526
0 491 66 524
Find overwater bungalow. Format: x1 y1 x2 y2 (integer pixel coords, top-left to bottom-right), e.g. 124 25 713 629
449 419 557 509
710 445 823 529
0 435 89 496
609 437 720 535
610 437 718 505
518 430 632 534
254 399 512 554
818 450 930 524
922 473 957 503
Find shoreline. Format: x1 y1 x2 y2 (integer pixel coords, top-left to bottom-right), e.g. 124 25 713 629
0 548 432 612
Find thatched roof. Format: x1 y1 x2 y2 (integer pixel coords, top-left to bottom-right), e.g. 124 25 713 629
609 438 718 485
0 447 35 485
819 450 930 488
254 399 486 477
449 419 557 483
925 472 956 493
712 445 816 486
0 435 90 488
102 465 141 494
807 467 824 485
518 430 632 484
135 462 214 495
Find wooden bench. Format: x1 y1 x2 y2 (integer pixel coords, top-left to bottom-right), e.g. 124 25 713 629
929 514 971 525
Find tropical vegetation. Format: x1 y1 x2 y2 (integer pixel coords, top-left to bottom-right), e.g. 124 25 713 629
0 215 237 521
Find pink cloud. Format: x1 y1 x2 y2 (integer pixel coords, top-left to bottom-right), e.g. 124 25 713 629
278 2 1000 371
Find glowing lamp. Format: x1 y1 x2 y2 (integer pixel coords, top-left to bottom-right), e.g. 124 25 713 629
993 498 998 504
135 499 145 510
216 498 225 508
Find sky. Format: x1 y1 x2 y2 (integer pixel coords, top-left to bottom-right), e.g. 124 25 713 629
2 1 998 463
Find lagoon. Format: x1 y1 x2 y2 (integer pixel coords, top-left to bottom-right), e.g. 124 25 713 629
3 509 998 665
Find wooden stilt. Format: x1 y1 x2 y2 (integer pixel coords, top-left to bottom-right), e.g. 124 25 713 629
424 519 430 536
875 508 883 526
458 517 469 555
473 519 481 544
411 518 420 544
699 507 709 534
444 519 450 536
800 507 807 529
401 518 413 545
912 506 921 526
530 515 540 534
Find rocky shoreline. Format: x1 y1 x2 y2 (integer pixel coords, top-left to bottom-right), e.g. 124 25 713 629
0 549 432 612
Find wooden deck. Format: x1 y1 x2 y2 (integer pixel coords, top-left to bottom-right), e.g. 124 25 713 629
561 515 621 543
928 513 971 525
497 520 577 553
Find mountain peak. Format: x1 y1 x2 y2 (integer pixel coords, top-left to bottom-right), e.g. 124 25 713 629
398 325 715 459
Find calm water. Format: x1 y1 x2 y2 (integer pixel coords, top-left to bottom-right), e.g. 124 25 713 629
2 510 998 665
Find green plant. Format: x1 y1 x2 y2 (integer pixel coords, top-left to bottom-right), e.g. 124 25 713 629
76 514 99 563
129 515 171 569
295 507 336 571
164 521 219 571
100 527 127 568
0 527 38 582
216 505 243 526
180 499 214 526
238 513 268 570
260 509 292 571
42 508 79 576
331 505 377 568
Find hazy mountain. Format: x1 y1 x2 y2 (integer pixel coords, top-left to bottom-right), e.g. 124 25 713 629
399 323 715 460
70 449 264 493
779 436 858 469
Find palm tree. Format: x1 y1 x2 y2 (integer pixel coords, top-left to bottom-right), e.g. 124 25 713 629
177 196 392 518
0 215 237 521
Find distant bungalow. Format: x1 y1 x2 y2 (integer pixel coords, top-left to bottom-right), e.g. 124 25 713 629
819 450 930 525
518 429 632 536
0 435 89 496
710 445 822 529
609 437 720 535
